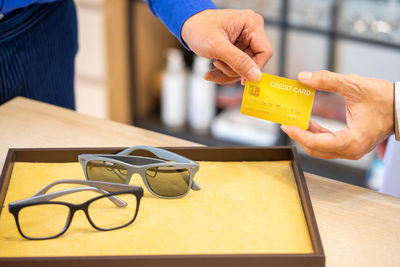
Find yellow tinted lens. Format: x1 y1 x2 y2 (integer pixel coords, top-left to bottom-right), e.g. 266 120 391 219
18 204 69 239
87 160 128 183
88 193 137 229
145 166 190 197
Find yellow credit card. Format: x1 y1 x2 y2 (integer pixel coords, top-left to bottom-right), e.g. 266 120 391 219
241 73 315 130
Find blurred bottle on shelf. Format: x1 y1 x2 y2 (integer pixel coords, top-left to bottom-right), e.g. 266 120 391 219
161 48 187 128
188 55 216 133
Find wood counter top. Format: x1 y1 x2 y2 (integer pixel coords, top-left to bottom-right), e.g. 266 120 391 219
1 97 399 267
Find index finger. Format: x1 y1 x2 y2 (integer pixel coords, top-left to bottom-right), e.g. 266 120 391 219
250 26 273 70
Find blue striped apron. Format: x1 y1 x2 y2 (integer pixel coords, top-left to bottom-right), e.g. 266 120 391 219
0 0 78 109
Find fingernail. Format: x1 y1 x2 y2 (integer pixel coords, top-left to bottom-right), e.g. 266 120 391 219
298 72 312 81
241 78 246 85
246 67 261 81
281 125 288 132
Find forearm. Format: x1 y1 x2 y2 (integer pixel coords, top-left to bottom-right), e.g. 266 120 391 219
145 0 217 48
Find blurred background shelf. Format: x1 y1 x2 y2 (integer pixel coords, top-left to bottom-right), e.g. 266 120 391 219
126 0 397 188
74 0 398 190
136 117 239 147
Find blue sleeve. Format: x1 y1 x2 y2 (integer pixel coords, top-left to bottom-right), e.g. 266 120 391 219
146 0 217 49
1 0 57 14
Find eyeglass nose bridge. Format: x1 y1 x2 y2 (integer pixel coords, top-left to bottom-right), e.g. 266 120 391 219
125 170 146 185
65 202 102 232
125 168 163 196
68 203 87 222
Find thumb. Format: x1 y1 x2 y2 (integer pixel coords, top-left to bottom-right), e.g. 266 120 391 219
298 70 346 95
214 41 261 82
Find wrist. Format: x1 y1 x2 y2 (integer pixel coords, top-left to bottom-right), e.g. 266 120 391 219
374 80 395 140
146 0 216 50
394 82 400 141
181 9 215 49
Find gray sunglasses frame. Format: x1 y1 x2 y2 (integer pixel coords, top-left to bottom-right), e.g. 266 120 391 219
78 145 200 199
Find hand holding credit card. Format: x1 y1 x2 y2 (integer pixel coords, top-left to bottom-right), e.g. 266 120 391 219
241 73 315 130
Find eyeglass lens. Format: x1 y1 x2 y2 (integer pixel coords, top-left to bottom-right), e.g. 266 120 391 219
18 203 70 239
16 193 138 239
86 160 191 197
88 193 138 230
145 166 190 197
87 160 128 183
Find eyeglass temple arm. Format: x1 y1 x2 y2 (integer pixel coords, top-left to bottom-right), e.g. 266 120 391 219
35 179 141 194
32 179 140 206
117 145 193 163
117 145 201 190
10 186 127 207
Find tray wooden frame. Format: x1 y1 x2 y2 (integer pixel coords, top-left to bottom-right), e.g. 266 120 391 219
0 146 325 267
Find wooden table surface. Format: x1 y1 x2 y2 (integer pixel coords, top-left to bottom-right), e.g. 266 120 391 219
1 97 399 267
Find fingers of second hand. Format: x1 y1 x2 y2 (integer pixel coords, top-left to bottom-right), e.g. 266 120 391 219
293 134 341 159
281 126 336 158
302 147 342 159
308 120 332 134
284 125 345 154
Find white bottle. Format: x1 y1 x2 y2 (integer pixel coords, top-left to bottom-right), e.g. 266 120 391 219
161 48 186 128
188 56 216 133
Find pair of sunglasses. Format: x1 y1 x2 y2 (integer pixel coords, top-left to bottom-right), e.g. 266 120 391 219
78 146 200 198
8 180 143 240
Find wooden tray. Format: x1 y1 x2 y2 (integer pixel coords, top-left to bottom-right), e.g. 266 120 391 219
0 146 324 267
